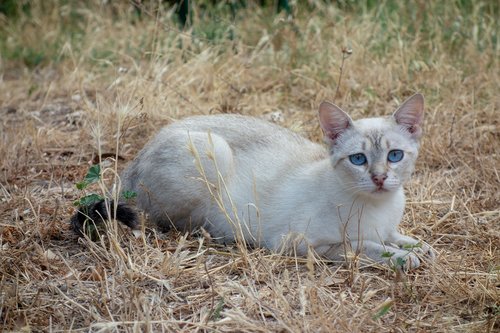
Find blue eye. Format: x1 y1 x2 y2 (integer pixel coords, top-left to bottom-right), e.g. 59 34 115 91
388 150 404 163
349 153 367 165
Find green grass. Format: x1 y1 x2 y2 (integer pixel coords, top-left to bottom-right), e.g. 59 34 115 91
1 1 496 69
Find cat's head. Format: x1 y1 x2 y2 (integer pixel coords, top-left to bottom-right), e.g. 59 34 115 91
318 94 424 198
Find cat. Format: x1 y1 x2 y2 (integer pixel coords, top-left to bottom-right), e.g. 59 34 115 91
72 93 435 270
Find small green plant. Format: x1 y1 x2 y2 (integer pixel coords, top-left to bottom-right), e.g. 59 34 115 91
381 251 395 258
402 242 422 250
210 298 225 321
74 164 138 205
73 164 103 207
382 251 407 271
373 298 394 320
122 190 137 200
73 164 104 240
73 164 137 240
395 257 407 269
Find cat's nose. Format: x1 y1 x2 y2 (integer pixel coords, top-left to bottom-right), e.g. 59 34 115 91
371 174 388 187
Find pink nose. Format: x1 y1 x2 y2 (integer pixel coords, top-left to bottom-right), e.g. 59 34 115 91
372 174 387 187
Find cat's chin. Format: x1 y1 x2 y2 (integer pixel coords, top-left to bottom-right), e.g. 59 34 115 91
358 187 397 199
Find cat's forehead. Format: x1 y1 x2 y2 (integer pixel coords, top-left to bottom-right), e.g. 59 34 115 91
353 117 393 132
350 117 408 151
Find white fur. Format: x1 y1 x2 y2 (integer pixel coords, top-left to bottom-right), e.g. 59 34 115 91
121 94 434 270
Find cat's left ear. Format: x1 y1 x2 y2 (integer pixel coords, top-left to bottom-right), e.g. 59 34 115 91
393 93 424 139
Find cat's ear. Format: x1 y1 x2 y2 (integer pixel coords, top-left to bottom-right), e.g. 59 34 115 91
319 101 353 144
393 93 424 139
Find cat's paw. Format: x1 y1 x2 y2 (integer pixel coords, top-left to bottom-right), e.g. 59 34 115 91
386 243 436 271
400 241 436 263
414 241 436 261
387 233 436 264
387 251 421 271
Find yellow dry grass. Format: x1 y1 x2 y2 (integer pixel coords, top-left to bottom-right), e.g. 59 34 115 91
0 1 498 332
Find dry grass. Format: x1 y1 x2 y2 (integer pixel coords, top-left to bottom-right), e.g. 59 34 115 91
0 1 498 332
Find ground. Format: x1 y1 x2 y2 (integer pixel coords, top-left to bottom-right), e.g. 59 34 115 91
0 1 498 332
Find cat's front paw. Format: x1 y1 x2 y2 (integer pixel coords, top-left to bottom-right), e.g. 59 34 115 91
414 241 436 261
387 233 436 265
400 241 436 264
388 242 436 271
384 251 421 271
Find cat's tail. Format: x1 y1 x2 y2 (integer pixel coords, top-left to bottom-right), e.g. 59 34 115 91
70 200 139 237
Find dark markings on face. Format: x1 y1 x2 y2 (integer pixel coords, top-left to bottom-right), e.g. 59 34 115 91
366 131 383 150
364 131 389 169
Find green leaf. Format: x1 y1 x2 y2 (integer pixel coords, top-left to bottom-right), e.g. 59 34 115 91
73 200 81 206
211 298 225 321
122 190 137 200
381 251 395 258
373 299 394 320
83 221 101 242
84 164 101 184
76 181 88 190
402 242 422 250
396 257 406 267
78 194 103 206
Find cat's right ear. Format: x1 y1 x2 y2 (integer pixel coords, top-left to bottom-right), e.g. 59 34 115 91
319 101 353 144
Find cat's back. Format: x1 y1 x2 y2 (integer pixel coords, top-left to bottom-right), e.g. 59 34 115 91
161 114 313 151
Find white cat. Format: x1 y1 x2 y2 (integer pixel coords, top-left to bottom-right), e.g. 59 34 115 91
73 94 435 270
